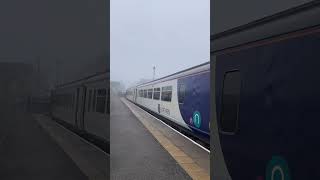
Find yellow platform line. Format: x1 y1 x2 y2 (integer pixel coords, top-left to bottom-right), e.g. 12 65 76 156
121 98 210 180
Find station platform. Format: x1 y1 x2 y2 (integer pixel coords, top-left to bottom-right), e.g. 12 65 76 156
110 95 210 180
0 106 88 180
34 114 109 180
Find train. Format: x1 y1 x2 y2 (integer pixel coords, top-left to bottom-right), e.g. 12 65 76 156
126 62 210 144
211 1 320 180
51 72 109 152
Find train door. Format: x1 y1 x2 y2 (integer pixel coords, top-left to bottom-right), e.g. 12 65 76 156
80 86 87 130
75 88 80 126
75 86 86 130
215 52 245 179
134 88 137 102
106 88 110 114
133 89 135 101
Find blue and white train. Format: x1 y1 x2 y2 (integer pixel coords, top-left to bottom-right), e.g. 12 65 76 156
126 62 210 144
211 1 320 180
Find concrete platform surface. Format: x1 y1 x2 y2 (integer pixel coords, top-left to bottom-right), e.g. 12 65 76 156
122 98 210 180
0 106 88 180
33 114 109 180
110 95 192 180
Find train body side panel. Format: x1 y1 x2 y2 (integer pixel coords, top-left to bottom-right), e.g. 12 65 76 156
216 27 320 179
178 71 210 142
52 106 74 125
125 63 210 143
51 74 109 143
83 79 109 142
135 79 190 129
51 88 76 126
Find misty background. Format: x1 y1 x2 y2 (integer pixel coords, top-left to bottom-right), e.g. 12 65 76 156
0 0 108 103
110 0 209 90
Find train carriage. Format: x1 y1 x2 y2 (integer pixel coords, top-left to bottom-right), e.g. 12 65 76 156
211 1 320 179
126 62 210 144
51 72 109 151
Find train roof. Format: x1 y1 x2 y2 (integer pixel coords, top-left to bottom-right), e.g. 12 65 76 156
211 1 320 53
136 61 209 88
55 71 109 89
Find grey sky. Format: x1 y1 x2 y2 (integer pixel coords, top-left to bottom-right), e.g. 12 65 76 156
0 0 108 91
111 0 209 87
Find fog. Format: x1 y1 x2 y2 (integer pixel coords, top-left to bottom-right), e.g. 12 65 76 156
0 0 108 109
0 1 109 177
0 0 108 97
110 0 209 88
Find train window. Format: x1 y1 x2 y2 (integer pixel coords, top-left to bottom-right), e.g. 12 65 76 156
98 89 106 96
70 94 72 109
178 84 185 104
71 93 74 108
68 94 71 108
88 90 92 112
92 89 97 111
139 90 143 97
106 88 110 114
147 89 153 99
96 88 107 113
62 94 66 107
144 89 147 98
153 88 160 100
220 70 241 134
161 86 172 102
65 94 67 107
68 94 71 109
127 90 132 96
65 94 67 108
